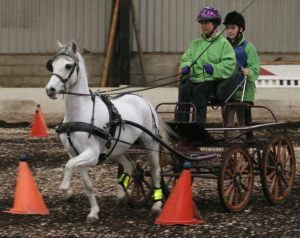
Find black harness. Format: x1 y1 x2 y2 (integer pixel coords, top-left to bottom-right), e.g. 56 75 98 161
47 48 123 162
46 47 80 90
47 47 159 164
56 92 123 163
56 122 112 153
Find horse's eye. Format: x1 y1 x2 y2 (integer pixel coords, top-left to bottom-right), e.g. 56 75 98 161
65 64 73 70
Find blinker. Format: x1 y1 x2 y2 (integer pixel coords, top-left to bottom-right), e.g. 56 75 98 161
46 60 53 72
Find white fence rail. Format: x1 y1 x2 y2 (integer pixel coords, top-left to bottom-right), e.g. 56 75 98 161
256 77 300 88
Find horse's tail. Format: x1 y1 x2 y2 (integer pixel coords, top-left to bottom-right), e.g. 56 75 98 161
157 115 178 145
138 96 160 134
157 115 179 166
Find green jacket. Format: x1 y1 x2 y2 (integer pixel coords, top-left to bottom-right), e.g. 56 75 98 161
180 33 236 83
233 36 260 103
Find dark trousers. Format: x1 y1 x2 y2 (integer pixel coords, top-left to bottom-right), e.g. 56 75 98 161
223 102 253 127
175 80 218 124
222 102 253 139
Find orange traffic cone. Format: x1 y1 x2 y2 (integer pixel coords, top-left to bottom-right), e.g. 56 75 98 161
155 162 205 225
4 155 49 215
30 104 48 137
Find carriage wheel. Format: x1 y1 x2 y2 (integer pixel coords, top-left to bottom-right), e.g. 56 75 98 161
159 146 180 198
218 147 254 212
117 152 153 207
160 162 179 198
260 134 295 204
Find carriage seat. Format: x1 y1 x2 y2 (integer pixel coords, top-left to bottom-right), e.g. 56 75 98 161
173 100 253 127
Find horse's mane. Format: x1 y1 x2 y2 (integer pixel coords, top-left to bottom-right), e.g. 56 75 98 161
58 43 89 82
76 52 89 81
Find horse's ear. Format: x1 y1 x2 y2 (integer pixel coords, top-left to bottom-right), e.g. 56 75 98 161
71 41 78 53
57 40 64 48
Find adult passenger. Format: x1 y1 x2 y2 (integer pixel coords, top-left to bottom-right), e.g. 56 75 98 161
175 6 236 126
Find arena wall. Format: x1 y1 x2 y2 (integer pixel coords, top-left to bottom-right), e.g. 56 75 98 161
0 53 299 88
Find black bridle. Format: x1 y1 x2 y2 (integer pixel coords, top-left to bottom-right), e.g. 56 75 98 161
46 49 79 85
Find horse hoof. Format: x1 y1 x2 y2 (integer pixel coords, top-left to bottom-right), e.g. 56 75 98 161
65 195 74 202
151 207 161 215
116 196 128 207
61 188 74 201
62 192 74 201
86 216 99 224
151 201 163 214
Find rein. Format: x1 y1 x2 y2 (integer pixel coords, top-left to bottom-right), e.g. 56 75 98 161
59 72 204 97
98 0 257 94
190 0 257 69
56 86 162 162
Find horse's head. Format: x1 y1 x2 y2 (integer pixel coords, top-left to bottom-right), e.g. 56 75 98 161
45 41 80 99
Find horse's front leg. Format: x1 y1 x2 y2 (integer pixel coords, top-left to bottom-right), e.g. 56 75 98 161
60 148 99 222
59 152 75 201
59 135 75 200
59 149 97 195
59 152 76 198
80 167 99 223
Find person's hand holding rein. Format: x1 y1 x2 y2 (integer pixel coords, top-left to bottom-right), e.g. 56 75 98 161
242 67 249 76
180 66 190 75
203 64 214 75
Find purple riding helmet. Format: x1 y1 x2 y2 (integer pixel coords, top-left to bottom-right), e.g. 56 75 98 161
197 7 221 25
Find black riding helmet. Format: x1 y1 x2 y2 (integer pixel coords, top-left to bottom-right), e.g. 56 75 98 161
223 11 245 30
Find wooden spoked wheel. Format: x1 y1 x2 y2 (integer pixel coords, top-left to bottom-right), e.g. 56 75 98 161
260 134 295 204
218 147 254 212
160 162 179 198
159 146 180 198
117 151 153 207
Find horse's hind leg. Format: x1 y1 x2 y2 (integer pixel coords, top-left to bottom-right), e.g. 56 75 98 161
80 167 100 223
114 154 134 205
145 141 163 213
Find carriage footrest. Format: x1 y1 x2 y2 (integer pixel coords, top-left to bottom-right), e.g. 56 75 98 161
185 153 218 161
166 121 216 144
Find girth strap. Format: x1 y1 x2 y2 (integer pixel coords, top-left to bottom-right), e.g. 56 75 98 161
56 122 112 142
89 89 96 138
66 130 79 155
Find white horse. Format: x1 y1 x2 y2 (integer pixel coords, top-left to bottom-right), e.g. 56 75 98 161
45 41 163 223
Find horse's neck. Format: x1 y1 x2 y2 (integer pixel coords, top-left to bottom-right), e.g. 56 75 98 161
64 55 93 122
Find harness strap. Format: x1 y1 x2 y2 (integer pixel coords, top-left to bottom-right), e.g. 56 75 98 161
101 94 123 150
101 95 122 139
56 95 124 163
67 130 80 156
89 89 96 138
56 122 112 142
48 50 79 85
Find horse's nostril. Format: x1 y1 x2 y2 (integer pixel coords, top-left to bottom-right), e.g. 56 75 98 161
46 87 57 96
